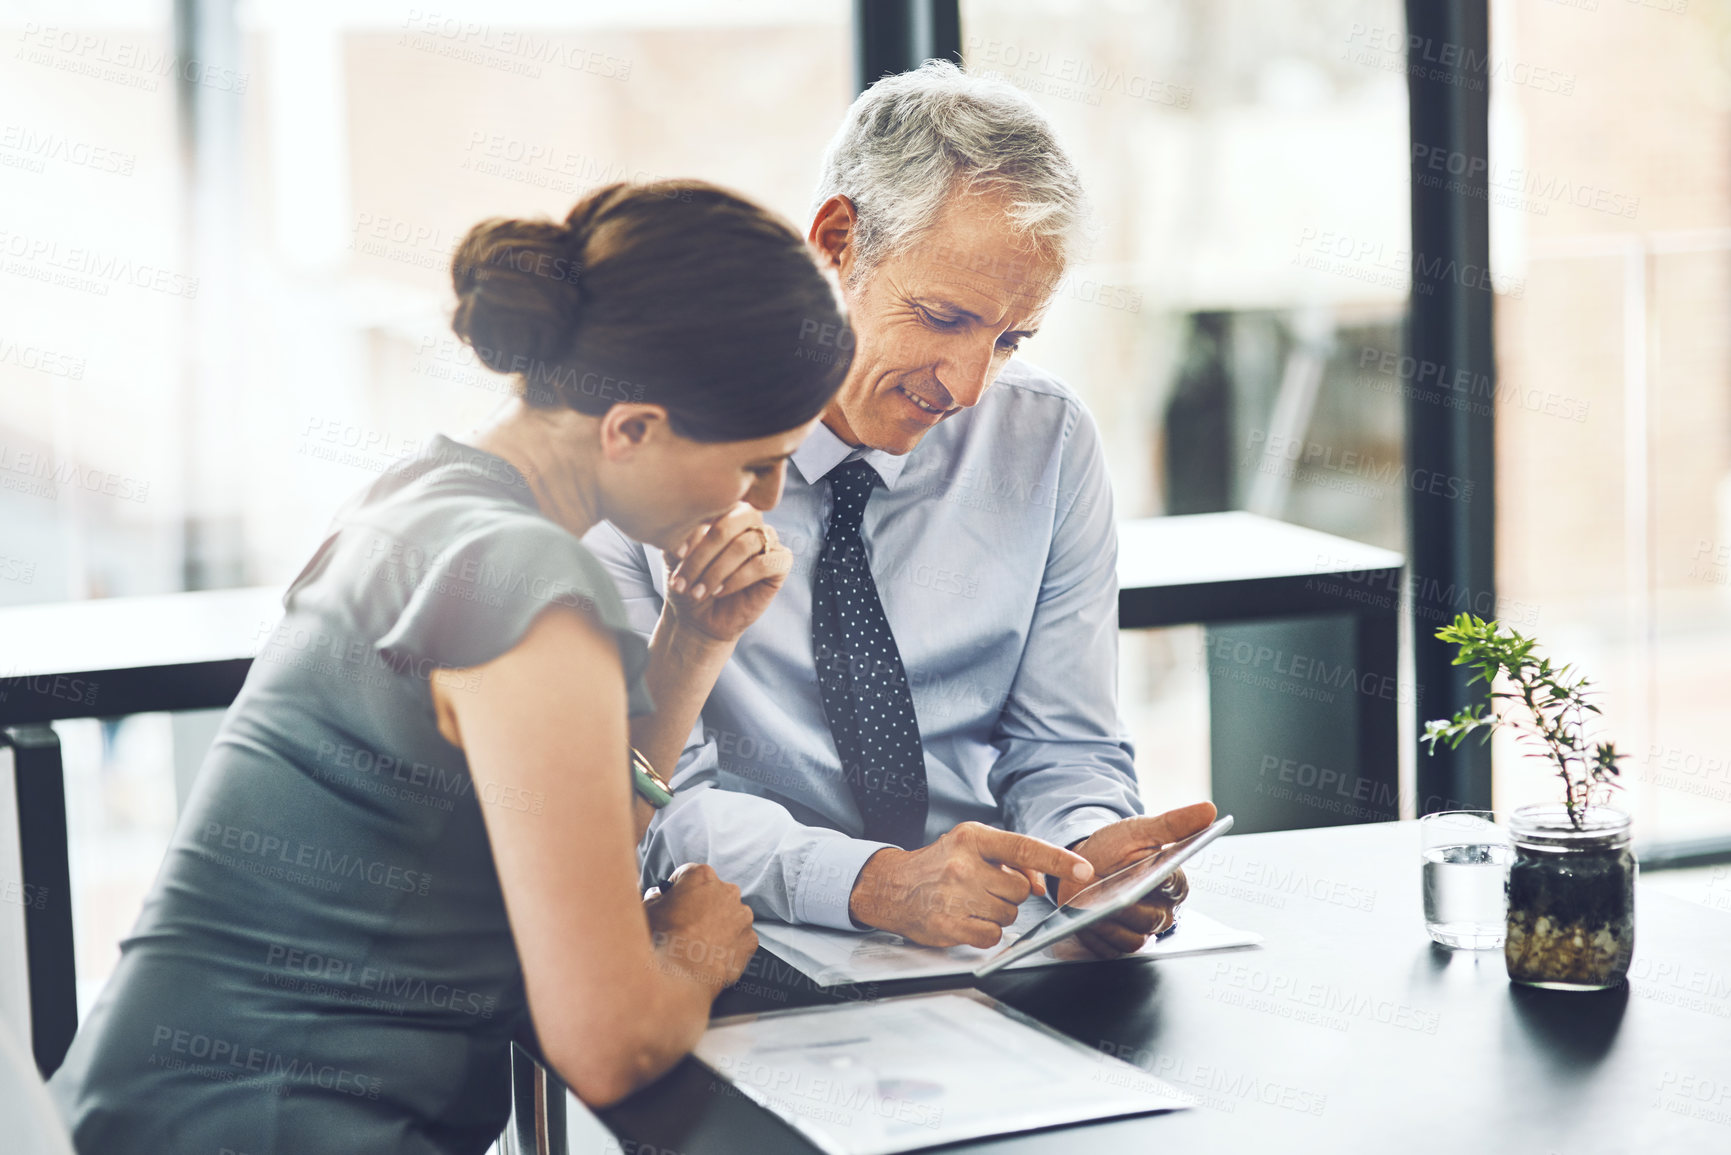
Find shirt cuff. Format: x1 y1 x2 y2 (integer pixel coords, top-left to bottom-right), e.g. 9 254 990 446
792 835 895 931
1036 805 1132 855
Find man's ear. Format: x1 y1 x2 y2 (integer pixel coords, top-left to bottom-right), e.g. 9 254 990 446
597 403 670 462
808 195 857 275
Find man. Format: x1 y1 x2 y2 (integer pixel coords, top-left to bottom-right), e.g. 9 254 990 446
587 61 1214 955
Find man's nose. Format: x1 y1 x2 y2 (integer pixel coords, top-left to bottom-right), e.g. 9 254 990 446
937 338 996 409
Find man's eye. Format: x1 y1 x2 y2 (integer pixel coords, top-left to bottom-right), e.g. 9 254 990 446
917 307 961 330
997 336 1024 353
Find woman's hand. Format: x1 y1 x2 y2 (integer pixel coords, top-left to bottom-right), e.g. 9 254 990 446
644 863 758 993
663 503 792 644
631 504 789 799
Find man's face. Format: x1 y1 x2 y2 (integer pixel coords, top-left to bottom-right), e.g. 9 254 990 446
813 192 1062 455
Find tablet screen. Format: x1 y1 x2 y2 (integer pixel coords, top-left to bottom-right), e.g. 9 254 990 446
975 814 1233 976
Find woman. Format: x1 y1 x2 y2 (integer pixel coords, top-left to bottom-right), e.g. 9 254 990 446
48 180 854 1153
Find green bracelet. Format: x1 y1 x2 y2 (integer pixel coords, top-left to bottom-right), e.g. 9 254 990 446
631 747 674 809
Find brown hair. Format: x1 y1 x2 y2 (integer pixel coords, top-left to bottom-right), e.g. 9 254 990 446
450 181 852 442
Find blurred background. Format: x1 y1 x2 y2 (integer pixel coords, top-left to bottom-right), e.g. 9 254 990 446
4 0 1731 1012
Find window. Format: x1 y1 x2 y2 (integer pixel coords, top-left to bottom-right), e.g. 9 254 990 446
1488 0 1731 847
3 0 850 1013
959 0 1411 816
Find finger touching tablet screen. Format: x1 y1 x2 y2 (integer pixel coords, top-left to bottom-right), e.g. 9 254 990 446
973 814 1234 978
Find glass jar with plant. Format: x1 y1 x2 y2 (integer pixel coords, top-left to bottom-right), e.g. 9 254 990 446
1423 613 1635 991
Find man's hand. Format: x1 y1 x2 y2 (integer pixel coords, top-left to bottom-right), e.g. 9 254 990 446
1061 802 1218 959
662 503 793 645
847 822 1095 948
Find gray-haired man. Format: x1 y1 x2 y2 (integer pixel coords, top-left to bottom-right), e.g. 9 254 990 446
589 61 1214 955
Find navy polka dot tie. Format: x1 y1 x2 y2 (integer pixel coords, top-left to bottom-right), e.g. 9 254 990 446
811 459 928 850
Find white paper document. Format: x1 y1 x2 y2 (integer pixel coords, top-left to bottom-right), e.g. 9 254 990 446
754 901 1261 987
695 990 1191 1155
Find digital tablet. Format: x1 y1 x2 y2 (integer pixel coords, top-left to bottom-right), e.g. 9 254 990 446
973 814 1234 978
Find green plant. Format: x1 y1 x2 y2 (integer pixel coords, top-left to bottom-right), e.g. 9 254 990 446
1422 613 1624 829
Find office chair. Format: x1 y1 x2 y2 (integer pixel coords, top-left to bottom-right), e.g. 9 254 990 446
503 1043 568 1155
1 727 77 1080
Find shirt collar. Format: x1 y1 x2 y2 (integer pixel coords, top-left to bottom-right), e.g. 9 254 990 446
790 419 912 490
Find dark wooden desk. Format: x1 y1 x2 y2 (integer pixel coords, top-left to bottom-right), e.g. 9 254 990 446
594 822 1731 1154
0 518 1399 1078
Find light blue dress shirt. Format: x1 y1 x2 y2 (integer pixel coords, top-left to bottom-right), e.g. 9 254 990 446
583 359 1141 929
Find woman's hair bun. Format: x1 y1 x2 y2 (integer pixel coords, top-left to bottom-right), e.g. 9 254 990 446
450 217 585 375
447 181 852 442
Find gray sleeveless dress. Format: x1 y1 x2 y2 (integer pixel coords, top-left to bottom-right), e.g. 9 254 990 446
48 436 652 1154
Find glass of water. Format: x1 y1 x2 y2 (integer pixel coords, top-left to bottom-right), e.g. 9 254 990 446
1420 810 1514 949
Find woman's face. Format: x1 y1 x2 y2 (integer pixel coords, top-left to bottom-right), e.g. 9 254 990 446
600 413 817 551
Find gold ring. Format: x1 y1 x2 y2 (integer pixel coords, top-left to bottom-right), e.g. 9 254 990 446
748 525 772 557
